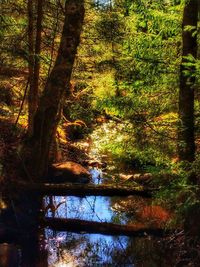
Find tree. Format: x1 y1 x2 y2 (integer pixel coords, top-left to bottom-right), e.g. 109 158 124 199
27 0 44 137
178 0 198 163
24 0 85 180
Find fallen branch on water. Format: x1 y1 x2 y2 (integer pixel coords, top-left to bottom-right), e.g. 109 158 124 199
42 217 169 237
11 180 153 198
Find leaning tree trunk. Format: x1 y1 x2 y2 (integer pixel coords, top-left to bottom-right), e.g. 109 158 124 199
178 0 198 163
24 0 85 180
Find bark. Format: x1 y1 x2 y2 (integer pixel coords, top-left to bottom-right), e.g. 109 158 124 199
178 0 198 162
28 0 44 137
178 0 200 243
25 0 85 180
47 1 59 77
11 181 152 198
27 0 35 135
42 217 168 237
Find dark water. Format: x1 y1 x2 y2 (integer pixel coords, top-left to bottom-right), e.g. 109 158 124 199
43 167 175 267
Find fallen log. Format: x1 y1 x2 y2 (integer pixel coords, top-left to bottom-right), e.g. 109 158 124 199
11 181 152 198
42 217 168 237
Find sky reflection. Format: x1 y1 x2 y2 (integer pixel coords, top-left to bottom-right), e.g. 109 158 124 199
46 229 133 267
45 165 134 266
45 195 115 222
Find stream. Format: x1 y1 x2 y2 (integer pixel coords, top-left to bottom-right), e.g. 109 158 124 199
44 122 176 267
0 122 177 266
45 184 171 266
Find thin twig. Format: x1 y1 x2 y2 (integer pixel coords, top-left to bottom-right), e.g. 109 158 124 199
14 78 29 127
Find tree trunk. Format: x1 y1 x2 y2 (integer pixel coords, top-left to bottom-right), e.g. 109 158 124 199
11 181 153 198
42 217 167 237
28 0 43 137
178 0 200 247
178 0 198 162
25 0 85 180
27 0 35 134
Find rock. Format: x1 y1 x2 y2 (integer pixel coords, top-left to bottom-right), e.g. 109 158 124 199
127 173 153 184
119 173 134 180
84 159 107 169
48 161 91 183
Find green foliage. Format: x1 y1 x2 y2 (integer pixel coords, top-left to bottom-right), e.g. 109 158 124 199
154 160 200 225
72 0 184 179
95 12 125 42
89 0 182 126
182 54 196 78
65 94 95 127
191 154 200 177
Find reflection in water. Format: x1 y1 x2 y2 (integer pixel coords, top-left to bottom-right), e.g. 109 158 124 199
43 165 175 267
46 228 176 267
45 195 119 223
44 193 130 266
46 230 133 267
44 165 136 266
